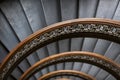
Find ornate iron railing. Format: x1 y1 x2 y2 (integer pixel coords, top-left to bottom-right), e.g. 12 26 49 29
19 51 120 80
0 18 120 80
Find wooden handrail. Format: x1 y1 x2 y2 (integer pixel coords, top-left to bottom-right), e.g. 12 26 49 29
38 70 96 80
0 18 120 80
19 51 120 80
55 78 71 80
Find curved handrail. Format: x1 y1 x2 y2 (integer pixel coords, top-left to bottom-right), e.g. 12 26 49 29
55 78 71 80
38 70 96 80
19 51 120 80
0 18 120 79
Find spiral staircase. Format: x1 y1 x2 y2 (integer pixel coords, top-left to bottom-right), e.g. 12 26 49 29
0 0 120 80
